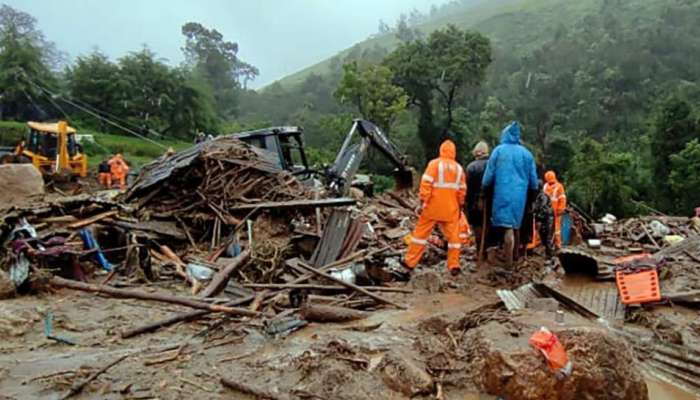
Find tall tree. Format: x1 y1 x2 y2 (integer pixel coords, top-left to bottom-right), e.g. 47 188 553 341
566 138 637 217
0 4 58 120
651 96 697 209
65 50 124 131
181 22 258 117
385 24 491 160
669 139 700 213
334 61 408 133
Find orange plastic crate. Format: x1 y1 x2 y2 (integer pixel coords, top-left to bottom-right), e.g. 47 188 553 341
615 269 661 305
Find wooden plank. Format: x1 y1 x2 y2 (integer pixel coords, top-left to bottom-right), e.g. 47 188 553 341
50 276 260 317
229 197 355 211
296 261 406 309
67 210 118 229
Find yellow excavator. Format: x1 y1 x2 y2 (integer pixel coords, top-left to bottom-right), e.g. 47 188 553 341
0 121 88 178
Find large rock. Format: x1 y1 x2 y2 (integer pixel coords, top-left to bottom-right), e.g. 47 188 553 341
0 164 44 205
469 323 648 400
379 351 434 397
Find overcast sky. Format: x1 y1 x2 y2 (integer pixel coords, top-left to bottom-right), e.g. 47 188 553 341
6 0 444 88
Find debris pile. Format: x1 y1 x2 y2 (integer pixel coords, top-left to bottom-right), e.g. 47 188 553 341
0 136 415 335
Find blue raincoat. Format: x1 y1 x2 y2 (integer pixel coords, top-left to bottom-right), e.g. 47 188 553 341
481 122 538 229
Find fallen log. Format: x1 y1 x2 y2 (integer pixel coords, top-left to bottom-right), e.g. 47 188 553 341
297 261 406 309
242 283 412 293
121 248 391 339
220 377 290 400
67 210 118 229
120 294 256 339
301 303 369 322
50 277 260 317
199 250 250 298
229 197 355 211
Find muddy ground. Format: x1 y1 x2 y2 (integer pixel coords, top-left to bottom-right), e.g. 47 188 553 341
0 258 698 399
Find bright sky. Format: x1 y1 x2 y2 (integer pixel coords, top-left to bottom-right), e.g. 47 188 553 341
6 0 444 88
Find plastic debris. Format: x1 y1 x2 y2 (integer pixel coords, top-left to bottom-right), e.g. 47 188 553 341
663 235 684 246
529 327 573 379
44 311 77 345
79 229 112 271
587 239 601 248
186 263 215 281
649 220 670 238
9 253 30 288
600 214 617 224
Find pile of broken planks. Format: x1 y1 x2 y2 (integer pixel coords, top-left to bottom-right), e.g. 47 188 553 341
0 136 418 341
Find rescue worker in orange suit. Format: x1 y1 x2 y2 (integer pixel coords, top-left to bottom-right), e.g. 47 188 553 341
543 170 567 247
458 211 471 247
108 154 129 189
97 159 111 188
404 140 466 276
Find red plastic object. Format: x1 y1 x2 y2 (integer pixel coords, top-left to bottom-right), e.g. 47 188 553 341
529 327 572 375
616 269 661 305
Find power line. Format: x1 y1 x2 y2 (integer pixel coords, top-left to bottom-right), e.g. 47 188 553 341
21 74 168 150
28 73 156 136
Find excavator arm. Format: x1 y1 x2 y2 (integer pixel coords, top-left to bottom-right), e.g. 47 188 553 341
325 119 413 195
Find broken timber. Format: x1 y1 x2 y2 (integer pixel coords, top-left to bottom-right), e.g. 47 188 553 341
50 277 260 317
297 261 406 309
229 197 355 211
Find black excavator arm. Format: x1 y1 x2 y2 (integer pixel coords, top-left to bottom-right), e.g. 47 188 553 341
325 119 413 195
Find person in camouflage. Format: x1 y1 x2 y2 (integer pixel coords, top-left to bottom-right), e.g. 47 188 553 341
532 183 555 257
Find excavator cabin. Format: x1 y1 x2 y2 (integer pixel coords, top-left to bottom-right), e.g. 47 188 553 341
232 119 413 196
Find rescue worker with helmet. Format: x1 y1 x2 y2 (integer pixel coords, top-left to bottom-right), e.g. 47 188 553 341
481 122 538 267
543 170 567 247
403 140 466 276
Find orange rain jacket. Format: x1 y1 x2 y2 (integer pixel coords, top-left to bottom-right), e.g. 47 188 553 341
419 141 467 222
543 171 566 214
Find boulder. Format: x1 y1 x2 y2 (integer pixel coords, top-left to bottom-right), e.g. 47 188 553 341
0 164 44 205
379 351 434 397
469 323 648 400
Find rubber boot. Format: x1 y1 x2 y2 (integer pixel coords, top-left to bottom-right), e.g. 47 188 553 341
503 228 514 268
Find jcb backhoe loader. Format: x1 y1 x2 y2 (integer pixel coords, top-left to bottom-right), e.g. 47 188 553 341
0 121 88 178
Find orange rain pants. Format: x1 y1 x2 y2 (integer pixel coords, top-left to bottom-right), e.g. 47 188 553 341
404 140 466 271
544 172 566 248
405 216 461 269
98 172 112 188
459 211 471 246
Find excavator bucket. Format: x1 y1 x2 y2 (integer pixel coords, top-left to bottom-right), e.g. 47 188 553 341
393 168 414 191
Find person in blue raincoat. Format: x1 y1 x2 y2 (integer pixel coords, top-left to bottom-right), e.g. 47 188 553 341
481 121 538 267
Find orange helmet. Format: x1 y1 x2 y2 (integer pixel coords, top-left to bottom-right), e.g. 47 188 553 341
544 170 556 184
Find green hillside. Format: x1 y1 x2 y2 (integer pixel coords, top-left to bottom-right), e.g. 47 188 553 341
241 0 700 216
269 0 665 90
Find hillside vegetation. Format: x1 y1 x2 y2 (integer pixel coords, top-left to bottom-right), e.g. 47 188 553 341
238 0 700 216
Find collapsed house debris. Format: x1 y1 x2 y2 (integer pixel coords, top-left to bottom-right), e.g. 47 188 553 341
1 135 699 399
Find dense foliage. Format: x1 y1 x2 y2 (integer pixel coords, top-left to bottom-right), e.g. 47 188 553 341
236 0 700 215
0 5 255 139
